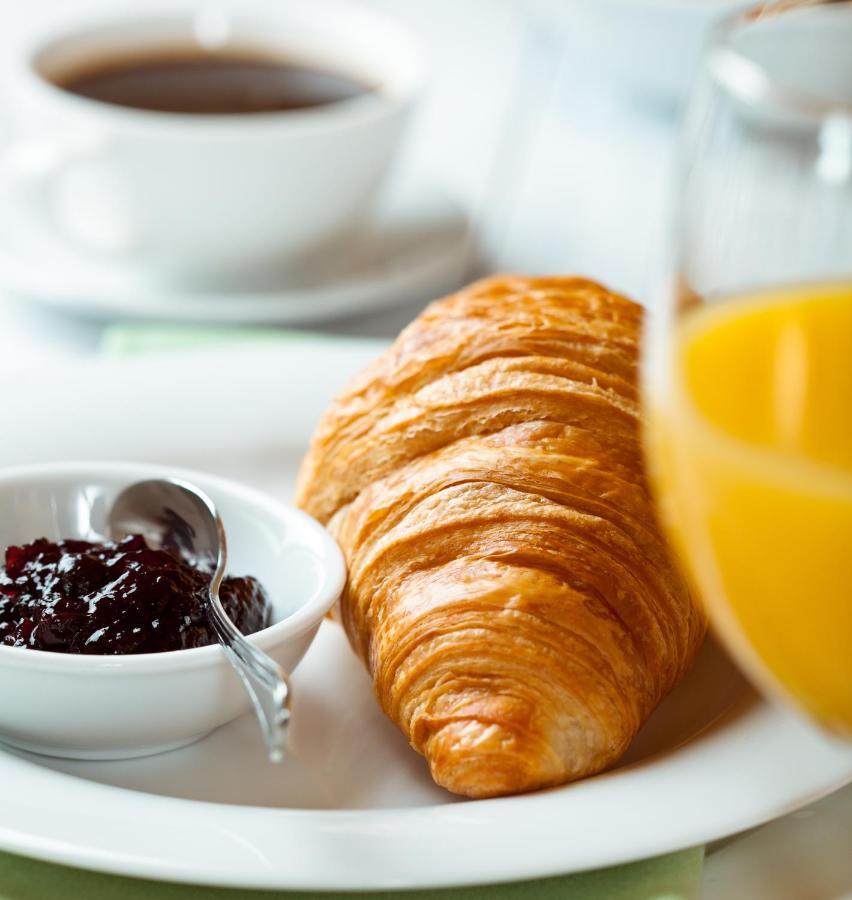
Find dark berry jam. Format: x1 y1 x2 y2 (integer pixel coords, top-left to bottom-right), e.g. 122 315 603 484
0 535 271 654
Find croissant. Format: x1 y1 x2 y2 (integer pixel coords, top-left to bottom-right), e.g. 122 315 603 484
296 275 705 798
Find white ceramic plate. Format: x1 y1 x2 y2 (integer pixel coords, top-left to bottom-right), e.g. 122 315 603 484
0 345 850 891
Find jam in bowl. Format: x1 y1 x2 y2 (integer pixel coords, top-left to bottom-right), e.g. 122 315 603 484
0 462 345 759
0 534 271 654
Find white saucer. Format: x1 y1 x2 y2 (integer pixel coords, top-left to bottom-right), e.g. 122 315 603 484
0 182 471 324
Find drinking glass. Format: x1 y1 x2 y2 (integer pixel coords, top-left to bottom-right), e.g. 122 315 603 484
643 0 852 736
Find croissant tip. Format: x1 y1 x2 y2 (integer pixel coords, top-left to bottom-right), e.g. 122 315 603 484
423 719 566 799
429 757 562 800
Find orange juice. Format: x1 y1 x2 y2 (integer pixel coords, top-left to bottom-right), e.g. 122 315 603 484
647 283 852 734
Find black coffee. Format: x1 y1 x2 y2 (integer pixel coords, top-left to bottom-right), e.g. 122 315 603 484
55 50 371 114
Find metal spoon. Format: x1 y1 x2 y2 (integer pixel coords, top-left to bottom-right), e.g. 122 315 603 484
108 478 290 762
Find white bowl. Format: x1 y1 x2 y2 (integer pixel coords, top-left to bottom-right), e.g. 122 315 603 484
0 461 344 760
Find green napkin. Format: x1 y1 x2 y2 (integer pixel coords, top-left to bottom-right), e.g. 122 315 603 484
0 325 706 899
0 847 704 899
100 325 351 356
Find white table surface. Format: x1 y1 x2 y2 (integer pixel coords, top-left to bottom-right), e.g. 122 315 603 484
0 0 848 896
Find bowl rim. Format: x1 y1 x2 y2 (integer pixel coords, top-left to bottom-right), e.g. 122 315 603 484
0 460 345 673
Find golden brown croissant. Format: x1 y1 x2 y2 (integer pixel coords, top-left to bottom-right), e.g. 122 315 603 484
296 275 705 798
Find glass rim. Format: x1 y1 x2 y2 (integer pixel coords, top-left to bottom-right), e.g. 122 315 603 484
707 0 852 121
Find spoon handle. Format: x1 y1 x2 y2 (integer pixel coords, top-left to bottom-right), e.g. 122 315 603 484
208 522 291 763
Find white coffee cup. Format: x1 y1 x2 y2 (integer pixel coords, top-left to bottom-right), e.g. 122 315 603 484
2 2 425 289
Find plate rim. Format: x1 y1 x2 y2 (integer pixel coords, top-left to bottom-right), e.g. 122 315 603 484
0 671 850 891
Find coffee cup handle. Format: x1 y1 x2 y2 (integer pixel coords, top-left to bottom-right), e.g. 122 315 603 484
0 135 140 254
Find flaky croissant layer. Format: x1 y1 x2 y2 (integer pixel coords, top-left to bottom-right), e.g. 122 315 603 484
297 275 705 798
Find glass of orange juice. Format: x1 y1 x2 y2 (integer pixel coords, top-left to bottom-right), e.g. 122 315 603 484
644 1 852 736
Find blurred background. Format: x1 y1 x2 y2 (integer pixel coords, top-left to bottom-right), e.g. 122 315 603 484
0 0 744 358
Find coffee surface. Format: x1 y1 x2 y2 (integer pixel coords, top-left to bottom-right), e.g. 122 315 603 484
56 50 371 114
